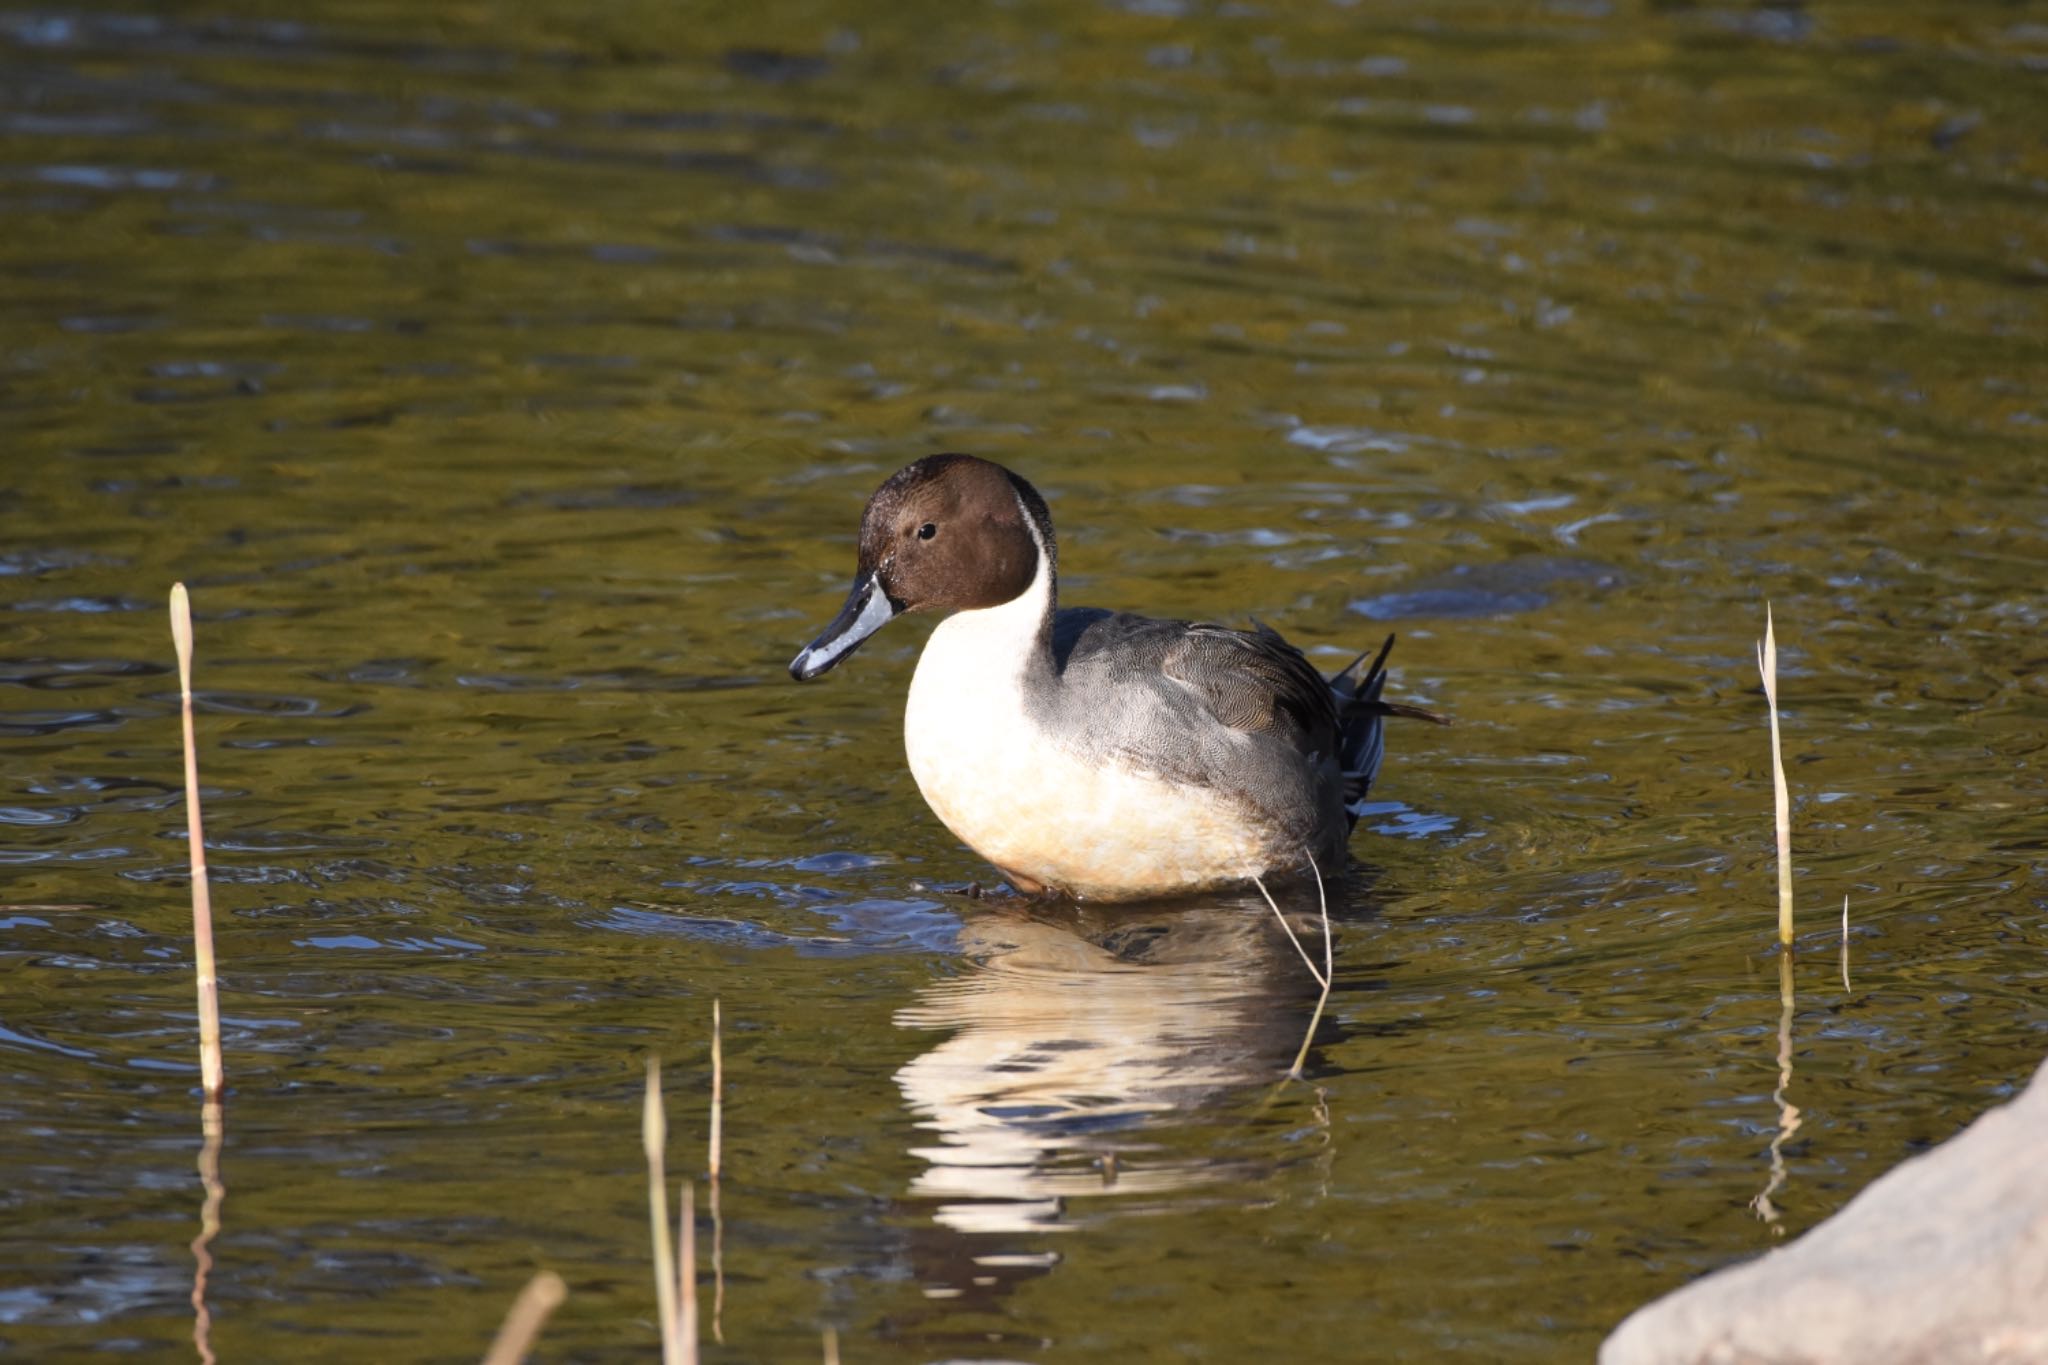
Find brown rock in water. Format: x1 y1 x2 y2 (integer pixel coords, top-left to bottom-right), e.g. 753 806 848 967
1602 1058 2048 1365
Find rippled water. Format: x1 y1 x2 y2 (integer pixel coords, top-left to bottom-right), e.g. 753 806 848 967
3 2 2045 1360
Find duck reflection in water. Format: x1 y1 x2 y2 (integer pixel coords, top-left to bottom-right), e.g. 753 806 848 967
893 895 1330 1248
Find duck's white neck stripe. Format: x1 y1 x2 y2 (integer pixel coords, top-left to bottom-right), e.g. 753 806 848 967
1013 482 1055 616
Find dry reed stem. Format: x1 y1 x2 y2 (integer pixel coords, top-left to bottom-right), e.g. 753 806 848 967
171 584 223 1097
1288 853 1334 1080
1251 853 1335 1081
823 1326 841 1365
710 999 725 1344
1251 872 1328 991
190 1096 224 1365
644 1057 682 1365
1757 604 1793 946
480 1270 566 1365
710 1000 723 1180
679 1180 699 1365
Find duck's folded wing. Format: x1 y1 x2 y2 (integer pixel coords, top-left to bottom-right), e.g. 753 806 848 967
1158 622 1339 749
1051 610 1342 797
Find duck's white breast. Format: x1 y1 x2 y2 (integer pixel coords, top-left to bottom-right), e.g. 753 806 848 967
902 593 1271 900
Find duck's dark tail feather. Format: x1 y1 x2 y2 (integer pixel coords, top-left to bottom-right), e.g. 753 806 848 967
1329 634 1450 827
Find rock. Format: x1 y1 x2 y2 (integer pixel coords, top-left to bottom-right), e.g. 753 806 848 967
1601 1058 2048 1365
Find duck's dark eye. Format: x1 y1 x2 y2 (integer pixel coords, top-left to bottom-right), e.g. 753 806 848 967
917 522 937 541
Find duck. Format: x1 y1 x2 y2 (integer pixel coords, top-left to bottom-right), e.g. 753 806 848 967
789 454 1444 902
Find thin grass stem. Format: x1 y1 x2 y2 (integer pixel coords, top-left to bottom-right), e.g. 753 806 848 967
1286 852 1334 1081
1250 873 1328 990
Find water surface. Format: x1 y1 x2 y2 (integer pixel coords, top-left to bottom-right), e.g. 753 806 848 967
3 1 2046 1360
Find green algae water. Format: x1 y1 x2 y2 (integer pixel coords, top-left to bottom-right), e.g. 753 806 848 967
3 1 2046 1359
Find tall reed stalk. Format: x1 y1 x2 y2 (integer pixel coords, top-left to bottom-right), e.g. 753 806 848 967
170 584 223 1096
480 1272 566 1365
645 1057 682 1365
1758 604 1793 945
172 585 227 1365
709 999 725 1343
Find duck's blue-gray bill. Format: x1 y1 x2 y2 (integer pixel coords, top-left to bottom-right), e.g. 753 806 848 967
789 572 897 680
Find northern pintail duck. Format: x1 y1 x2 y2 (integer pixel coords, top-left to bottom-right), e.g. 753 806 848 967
789 455 1443 902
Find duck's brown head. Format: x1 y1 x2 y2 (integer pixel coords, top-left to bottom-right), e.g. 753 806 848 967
789 454 1054 681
